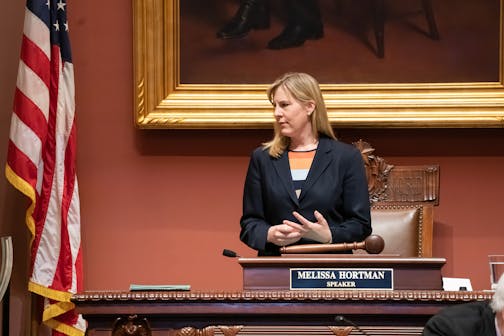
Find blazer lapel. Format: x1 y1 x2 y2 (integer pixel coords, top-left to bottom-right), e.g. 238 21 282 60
299 137 332 202
272 152 299 205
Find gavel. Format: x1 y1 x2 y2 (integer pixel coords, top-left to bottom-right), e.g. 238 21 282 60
279 234 385 254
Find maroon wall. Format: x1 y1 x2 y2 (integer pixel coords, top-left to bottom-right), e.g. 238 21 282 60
1 1 503 334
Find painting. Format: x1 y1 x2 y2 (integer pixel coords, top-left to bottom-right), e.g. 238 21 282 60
133 0 504 128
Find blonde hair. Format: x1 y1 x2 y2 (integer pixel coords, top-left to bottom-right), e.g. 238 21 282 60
263 72 336 157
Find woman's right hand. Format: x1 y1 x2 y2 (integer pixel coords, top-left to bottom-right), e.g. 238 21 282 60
267 224 302 247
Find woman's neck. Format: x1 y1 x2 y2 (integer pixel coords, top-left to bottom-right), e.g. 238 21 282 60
289 136 319 151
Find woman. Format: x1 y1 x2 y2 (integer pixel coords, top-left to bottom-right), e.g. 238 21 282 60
240 72 371 256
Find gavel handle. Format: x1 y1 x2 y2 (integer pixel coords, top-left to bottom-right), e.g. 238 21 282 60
280 241 366 254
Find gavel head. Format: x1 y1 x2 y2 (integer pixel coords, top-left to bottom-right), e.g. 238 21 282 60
364 234 385 254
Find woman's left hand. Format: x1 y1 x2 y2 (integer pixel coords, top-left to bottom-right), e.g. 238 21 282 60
283 210 332 244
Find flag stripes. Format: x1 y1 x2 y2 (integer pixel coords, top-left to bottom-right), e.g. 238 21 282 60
5 1 85 335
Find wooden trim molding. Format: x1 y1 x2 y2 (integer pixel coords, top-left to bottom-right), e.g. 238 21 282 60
73 290 492 303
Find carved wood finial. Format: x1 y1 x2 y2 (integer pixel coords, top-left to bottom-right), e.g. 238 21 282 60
219 326 243 336
329 326 353 336
112 315 151 336
353 139 394 203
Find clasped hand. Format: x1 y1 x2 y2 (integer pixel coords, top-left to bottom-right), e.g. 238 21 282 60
267 210 332 247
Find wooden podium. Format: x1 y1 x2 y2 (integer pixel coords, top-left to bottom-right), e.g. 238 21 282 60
73 290 492 336
73 255 482 336
239 255 446 291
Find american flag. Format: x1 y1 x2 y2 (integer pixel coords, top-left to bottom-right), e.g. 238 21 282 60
5 0 85 335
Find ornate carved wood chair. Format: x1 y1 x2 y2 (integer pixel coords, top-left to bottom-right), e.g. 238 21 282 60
372 0 440 58
335 0 440 58
353 140 439 257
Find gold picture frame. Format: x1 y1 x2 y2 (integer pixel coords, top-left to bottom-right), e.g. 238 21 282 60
133 0 504 129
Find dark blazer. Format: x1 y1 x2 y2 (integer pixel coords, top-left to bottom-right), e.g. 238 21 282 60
423 301 497 336
240 136 372 256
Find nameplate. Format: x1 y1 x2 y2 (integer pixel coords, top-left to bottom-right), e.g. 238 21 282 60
290 268 394 290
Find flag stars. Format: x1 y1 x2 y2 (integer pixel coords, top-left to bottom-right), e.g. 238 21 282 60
52 20 69 32
57 0 66 11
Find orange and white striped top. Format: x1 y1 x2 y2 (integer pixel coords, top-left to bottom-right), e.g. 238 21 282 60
288 149 316 198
